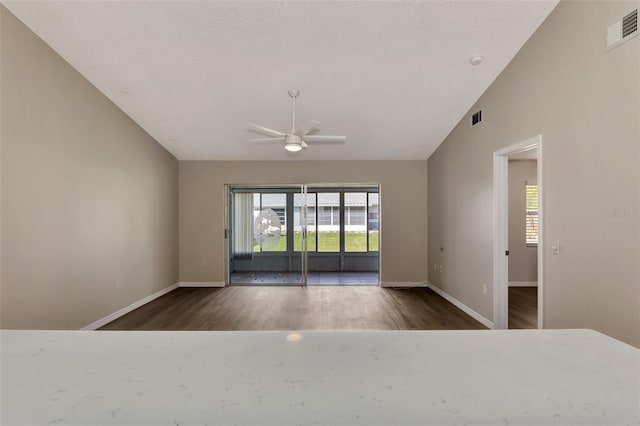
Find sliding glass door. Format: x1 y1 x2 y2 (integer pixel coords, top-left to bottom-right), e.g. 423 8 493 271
228 185 306 285
226 184 379 286
305 186 379 285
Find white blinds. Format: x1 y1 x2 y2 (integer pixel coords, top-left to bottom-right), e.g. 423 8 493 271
525 184 539 245
233 193 254 258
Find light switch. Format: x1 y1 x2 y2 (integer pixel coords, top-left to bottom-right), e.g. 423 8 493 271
552 242 560 255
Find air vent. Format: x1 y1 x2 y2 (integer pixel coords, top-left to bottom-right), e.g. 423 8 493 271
471 110 482 126
606 8 638 51
623 9 638 38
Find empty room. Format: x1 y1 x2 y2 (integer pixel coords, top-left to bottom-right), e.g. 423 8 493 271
1 0 638 424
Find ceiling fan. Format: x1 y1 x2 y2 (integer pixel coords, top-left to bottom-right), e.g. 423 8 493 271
248 89 346 152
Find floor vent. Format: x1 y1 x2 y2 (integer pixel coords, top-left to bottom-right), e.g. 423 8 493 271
607 8 638 51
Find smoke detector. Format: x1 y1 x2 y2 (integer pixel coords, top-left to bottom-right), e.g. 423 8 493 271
469 55 483 65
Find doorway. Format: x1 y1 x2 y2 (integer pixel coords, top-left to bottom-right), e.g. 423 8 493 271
493 136 543 329
226 184 380 286
507 151 539 328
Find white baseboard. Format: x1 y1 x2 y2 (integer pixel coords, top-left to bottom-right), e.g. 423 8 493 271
381 282 428 288
508 281 538 287
426 283 495 329
82 283 179 330
179 282 225 288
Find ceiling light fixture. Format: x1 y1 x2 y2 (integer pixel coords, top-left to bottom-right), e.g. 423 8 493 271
284 144 302 152
284 134 303 152
469 55 483 65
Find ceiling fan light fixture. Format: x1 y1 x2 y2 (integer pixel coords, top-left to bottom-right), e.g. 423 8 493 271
285 144 302 152
284 134 303 152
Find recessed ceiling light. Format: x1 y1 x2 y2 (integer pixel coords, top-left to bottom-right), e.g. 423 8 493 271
469 55 483 65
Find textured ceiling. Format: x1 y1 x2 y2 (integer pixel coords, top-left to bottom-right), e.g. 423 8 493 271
3 1 558 160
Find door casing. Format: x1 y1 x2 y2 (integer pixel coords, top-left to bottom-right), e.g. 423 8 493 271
493 135 543 329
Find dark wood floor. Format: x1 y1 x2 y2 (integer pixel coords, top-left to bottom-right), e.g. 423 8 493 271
508 287 538 329
101 286 487 331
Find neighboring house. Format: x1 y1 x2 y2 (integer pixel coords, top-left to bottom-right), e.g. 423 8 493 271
256 192 380 233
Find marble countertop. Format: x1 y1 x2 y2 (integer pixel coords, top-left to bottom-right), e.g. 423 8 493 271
1 329 638 425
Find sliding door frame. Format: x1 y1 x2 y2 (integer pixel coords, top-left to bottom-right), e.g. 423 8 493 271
225 183 381 286
305 184 380 284
226 184 306 286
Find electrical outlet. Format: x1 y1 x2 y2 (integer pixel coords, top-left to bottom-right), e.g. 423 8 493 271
482 284 487 295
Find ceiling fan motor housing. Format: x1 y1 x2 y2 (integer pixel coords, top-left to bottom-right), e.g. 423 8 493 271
285 134 302 149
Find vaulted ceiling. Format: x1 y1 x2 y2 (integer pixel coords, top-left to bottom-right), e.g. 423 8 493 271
3 1 558 160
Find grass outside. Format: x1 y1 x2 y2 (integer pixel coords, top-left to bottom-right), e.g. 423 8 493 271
255 231 379 252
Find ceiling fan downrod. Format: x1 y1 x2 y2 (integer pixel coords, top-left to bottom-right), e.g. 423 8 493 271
288 89 300 133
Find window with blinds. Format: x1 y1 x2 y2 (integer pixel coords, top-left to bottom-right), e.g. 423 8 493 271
525 184 539 246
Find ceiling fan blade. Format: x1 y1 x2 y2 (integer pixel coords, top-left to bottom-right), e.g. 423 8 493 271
294 120 320 136
248 123 286 138
249 137 285 144
301 141 309 148
302 135 346 144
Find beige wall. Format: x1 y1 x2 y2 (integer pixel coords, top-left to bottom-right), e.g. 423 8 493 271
179 161 428 284
428 0 639 346
508 160 538 284
0 7 179 329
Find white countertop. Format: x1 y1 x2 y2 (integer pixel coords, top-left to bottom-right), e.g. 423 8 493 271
1 329 638 425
